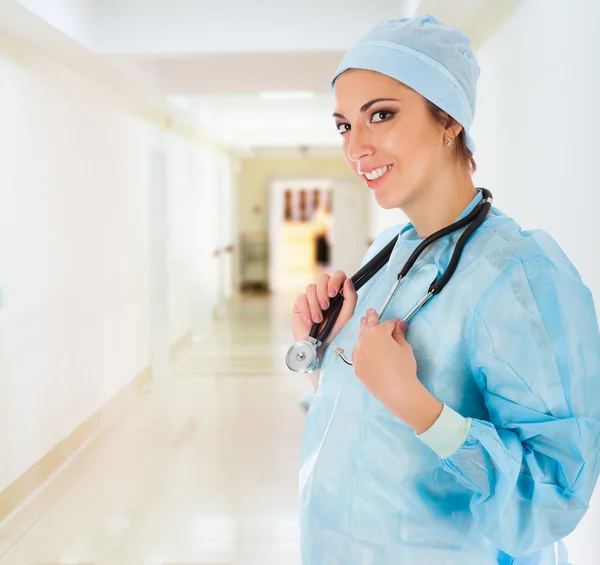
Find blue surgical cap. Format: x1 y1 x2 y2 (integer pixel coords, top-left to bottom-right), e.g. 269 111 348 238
331 14 480 154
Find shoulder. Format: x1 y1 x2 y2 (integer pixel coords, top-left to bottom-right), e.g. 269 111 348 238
469 214 592 317
486 214 579 271
469 220 600 388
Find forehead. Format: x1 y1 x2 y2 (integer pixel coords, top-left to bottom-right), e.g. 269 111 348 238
333 70 413 104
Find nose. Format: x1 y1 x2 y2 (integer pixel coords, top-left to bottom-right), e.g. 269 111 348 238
346 124 375 163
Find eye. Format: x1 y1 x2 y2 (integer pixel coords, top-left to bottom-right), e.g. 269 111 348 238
336 122 350 134
371 110 395 123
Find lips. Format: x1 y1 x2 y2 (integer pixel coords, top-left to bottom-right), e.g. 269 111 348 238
362 164 393 181
360 164 394 189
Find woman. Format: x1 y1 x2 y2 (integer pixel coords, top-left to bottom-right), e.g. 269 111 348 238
291 14 600 565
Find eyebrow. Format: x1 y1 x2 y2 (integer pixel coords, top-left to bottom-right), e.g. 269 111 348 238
332 98 400 119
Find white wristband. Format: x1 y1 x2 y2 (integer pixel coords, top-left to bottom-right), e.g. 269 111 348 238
415 404 472 459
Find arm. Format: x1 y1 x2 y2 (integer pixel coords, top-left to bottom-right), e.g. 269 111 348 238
417 256 600 556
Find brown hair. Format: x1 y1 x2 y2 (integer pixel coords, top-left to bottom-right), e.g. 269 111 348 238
425 100 477 174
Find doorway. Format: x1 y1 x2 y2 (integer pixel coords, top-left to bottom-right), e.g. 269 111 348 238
268 177 370 293
269 179 333 292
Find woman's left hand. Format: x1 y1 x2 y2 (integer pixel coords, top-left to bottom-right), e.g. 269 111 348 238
352 309 443 434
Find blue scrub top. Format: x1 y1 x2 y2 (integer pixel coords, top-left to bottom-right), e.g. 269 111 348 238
300 189 600 565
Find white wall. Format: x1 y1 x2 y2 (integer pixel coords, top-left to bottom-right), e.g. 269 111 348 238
472 0 600 307
13 0 96 46
0 39 227 493
471 1 600 562
165 133 195 345
217 152 236 300
190 146 230 327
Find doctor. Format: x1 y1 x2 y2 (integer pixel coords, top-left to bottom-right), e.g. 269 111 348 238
291 14 600 565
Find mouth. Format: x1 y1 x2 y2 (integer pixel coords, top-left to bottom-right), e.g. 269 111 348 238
361 164 394 189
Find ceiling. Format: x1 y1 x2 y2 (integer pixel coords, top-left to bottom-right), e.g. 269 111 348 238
6 0 521 152
93 0 423 54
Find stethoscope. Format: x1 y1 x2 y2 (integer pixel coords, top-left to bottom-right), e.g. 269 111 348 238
284 188 493 374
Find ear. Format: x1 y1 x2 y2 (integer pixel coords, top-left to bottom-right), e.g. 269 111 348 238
446 118 463 141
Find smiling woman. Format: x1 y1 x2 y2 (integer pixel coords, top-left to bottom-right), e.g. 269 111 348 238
331 72 474 223
290 12 600 565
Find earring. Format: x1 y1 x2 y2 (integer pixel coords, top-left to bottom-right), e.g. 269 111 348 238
446 139 454 148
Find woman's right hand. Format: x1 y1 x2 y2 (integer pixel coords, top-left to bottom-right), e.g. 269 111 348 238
292 271 358 347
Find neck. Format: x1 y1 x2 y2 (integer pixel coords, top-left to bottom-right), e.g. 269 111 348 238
402 169 478 239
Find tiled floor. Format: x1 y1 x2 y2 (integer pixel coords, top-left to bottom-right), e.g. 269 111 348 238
0 293 307 565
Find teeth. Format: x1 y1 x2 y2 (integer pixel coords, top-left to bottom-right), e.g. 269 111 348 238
365 165 391 180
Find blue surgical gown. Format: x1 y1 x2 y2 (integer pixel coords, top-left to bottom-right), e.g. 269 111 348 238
299 189 600 565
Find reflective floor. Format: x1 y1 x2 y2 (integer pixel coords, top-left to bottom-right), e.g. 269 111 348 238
2 292 600 565
0 293 306 565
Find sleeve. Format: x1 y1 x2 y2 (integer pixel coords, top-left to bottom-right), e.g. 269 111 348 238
418 256 600 556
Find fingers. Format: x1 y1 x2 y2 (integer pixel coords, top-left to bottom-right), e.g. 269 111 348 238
391 319 408 343
316 272 331 310
323 278 356 346
306 284 323 324
364 308 380 328
292 271 349 341
328 270 347 298
359 308 380 336
295 294 313 328
381 319 399 334
338 278 357 322
359 311 404 340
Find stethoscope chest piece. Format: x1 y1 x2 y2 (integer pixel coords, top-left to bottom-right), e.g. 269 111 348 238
285 337 321 373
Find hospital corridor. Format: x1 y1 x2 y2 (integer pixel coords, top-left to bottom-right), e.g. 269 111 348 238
2 0 600 564
0 295 307 564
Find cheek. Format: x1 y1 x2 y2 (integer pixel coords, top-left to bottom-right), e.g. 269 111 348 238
371 125 415 168
385 123 440 172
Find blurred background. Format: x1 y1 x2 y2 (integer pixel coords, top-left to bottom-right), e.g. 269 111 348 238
1 0 599 563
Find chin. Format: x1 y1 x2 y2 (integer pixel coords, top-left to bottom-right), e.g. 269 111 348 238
375 197 399 210
374 187 403 210
375 176 421 210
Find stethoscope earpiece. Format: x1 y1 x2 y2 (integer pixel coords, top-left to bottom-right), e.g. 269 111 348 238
332 345 353 366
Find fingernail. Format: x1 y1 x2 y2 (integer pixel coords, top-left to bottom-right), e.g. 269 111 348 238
305 316 313 326
321 301 329 310
329 287 337 297
398 321 408 332
314 313 323 323
360 316 365 323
